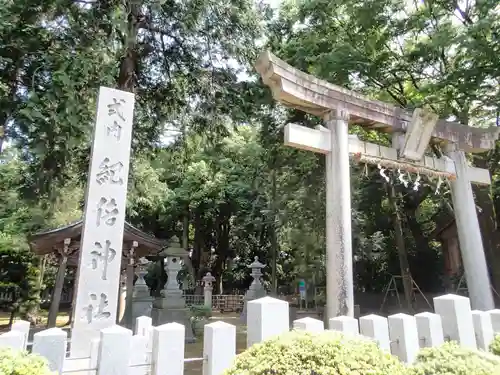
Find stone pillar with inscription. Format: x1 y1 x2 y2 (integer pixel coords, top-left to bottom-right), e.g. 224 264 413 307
132 257 153 327
151 236 195 342
70 87 135 357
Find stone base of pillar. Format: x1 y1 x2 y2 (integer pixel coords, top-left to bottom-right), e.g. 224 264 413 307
151 306 195 343
151 291 195 343
131 298 153 328
240 288 267 323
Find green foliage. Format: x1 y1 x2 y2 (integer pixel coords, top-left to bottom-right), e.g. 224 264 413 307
0 244 40 321
223 330 407 375
409 342 500 375
0 348 53 375
490 335 500 357
189 305 213 319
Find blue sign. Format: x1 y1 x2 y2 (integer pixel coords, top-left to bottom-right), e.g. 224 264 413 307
298 280 306 292
298 280 306 300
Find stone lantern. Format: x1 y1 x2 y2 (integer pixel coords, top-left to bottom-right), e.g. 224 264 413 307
202 272 216 308
248 256 266 298
151 236 195 342
241 256 267 322
133 257 151 298
131 257 153 327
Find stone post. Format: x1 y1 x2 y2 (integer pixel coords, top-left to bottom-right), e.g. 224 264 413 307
203 272 216 308
132 257 153 328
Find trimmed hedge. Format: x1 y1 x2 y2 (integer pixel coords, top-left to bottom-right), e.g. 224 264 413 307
490 334 500 357
409 341 500 375
0 347 53 375
223 330 407 375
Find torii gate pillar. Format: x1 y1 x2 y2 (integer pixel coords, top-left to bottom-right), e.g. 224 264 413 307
447 146 494 310
324 109 354 318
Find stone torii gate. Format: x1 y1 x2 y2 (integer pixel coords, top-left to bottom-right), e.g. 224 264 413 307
255 51 500 319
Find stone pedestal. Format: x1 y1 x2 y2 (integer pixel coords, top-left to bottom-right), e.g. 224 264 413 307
151 237 195 343
241 257 267 323
131 258 153 329
151 291 195 343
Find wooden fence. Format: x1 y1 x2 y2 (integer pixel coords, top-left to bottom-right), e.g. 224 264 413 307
0 293 499 374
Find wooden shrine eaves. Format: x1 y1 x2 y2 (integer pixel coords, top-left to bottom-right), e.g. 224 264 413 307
28 219 167 256
255 51 500 153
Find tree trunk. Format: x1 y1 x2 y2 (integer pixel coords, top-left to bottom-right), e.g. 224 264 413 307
47 254 68 328
117 2 140 92
387 183 415 313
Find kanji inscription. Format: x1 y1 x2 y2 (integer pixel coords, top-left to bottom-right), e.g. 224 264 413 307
107 98 126 121
96 157 124 185
106 121 122 140
96 197 119 226
82 293 111 323
90 240 116 280
106 97 126 141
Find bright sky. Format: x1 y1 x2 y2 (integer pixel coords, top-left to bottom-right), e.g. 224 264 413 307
267 0 281 8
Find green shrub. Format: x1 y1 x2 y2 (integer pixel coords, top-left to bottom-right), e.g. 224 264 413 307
409 341 500 375
223 330 408 375
189 305 212 319
0 347 54 375
490 334 500 356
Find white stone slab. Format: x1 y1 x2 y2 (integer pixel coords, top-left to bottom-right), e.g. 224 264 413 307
203 321 236 375
247 296 289 348
415 312 444 348
472 310 494 350
71 87 135 357
359 314 390 352
32 328 67 374
329 316 359 335
434 294 477 349
388 313 419 364
293 317 324 332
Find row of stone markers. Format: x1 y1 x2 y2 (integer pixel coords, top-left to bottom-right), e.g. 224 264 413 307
1 293 499 374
